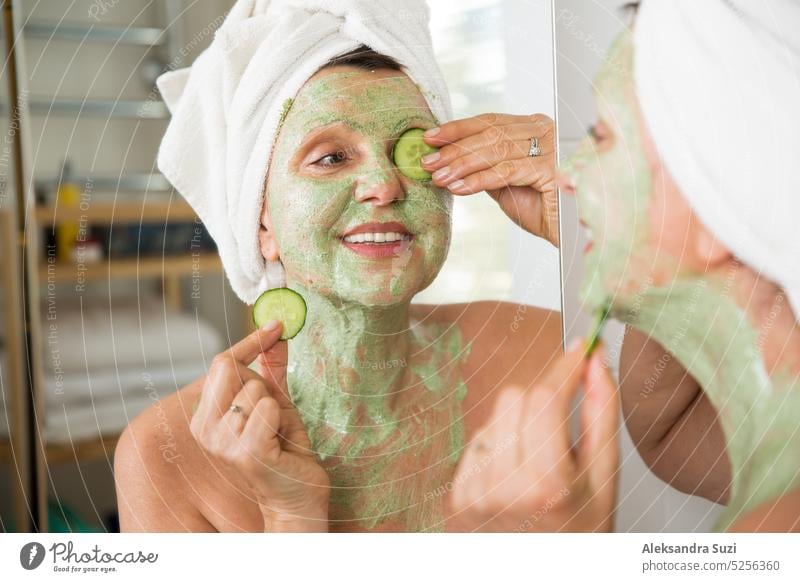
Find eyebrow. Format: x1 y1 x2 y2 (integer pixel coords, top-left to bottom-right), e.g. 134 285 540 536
299 112 434 144
390 114 435 135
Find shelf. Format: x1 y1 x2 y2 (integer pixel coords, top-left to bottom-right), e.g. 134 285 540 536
44 434 122 465
27 98 168 119
36 173 172 194
36 199 198 225
38 254 222 282
2 434 124 465
24 22 165 47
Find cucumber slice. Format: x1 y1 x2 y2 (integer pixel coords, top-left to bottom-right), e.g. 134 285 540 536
585 301 611 356
393 128 438 181
252 288 307 340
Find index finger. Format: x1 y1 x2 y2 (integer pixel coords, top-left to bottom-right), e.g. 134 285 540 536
423 113 533 146
524 340 588 452
228 320 284 365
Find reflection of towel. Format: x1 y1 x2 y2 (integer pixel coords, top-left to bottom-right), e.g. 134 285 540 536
156 0 452 304
634 0 800 319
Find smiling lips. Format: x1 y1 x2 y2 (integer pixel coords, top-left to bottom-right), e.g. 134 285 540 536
340 221 413 258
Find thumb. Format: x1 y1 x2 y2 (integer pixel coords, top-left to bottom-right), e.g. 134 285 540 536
577 344 620 497
257 329 292 409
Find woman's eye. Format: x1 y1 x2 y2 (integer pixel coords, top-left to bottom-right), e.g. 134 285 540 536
587 122 611 145
313 150 349 167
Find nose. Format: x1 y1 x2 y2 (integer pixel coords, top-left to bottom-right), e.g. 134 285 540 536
353 156 404 207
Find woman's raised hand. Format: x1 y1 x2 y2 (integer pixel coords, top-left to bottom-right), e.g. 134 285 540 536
190 321 330 532
447 342 620 532
422 113 558 247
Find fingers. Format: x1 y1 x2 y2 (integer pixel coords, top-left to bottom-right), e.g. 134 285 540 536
423 113 548 147
424 123 545 171
228 320 284 366
196 353 262 425
422 121 553 194
240 396 283 464
447 156 555 196
230 377 269 417
256 338 292 409
577 344 620 498
534 341 589 435
425 138 542 192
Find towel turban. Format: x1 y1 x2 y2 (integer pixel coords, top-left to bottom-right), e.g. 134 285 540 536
156 0 452 303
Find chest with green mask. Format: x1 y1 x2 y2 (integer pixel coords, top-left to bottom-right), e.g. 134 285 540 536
285 287 471 532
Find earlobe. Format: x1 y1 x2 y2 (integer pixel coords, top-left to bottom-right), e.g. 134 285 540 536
258 224 281 262
693 220 732 269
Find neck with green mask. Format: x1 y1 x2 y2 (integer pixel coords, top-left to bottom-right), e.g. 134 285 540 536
285 283 471 531
611 275 800 531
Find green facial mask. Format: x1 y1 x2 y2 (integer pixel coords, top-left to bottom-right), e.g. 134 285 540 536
563 31 800 531
263 70 470 531
268 70 452 306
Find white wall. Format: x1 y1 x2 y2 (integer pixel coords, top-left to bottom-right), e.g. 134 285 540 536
555 0 723 532
503 0 560 311
421 0 560 311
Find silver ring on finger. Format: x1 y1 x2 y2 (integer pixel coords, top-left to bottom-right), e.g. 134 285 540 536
228 403 249 422
527 136 542 157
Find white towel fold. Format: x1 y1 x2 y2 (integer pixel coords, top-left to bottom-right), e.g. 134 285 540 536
634 0 800 319
156 0 452 304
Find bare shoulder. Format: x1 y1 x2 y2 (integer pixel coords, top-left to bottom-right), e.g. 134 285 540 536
411 300 562 435
412 300 562 381
114 376 215 532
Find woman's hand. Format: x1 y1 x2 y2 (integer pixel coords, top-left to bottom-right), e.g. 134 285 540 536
190 321 330 532
447 341 619 532
421 113 558 246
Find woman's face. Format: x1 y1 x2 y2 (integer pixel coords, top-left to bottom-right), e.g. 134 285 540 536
261 66 452 307
559 30 709 311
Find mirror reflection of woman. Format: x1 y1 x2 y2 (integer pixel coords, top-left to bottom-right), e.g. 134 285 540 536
115 1 617 533
559 0 800 531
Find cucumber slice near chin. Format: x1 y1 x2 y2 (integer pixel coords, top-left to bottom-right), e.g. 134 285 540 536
252 288 307 340
393 128 438 181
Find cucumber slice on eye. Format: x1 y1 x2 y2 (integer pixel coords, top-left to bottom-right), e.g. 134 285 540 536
393 128 438 181
252 288 307 340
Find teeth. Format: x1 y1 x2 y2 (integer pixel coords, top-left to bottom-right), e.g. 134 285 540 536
343 232 410 244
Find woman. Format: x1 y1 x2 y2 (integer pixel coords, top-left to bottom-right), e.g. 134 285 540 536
559 0 800 531
114 1 617 533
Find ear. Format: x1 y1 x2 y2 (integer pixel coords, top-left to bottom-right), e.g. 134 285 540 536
258 211 281 262
692 218 732 268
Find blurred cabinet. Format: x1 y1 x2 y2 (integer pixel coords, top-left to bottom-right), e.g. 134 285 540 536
1 0 241 532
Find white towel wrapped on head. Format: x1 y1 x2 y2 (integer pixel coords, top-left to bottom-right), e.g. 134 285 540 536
634 0 800 319
156 0 452 304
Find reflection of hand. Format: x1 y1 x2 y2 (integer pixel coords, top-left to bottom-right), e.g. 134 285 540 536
190 322 330 532
447 342 619 532
422 113 558 246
